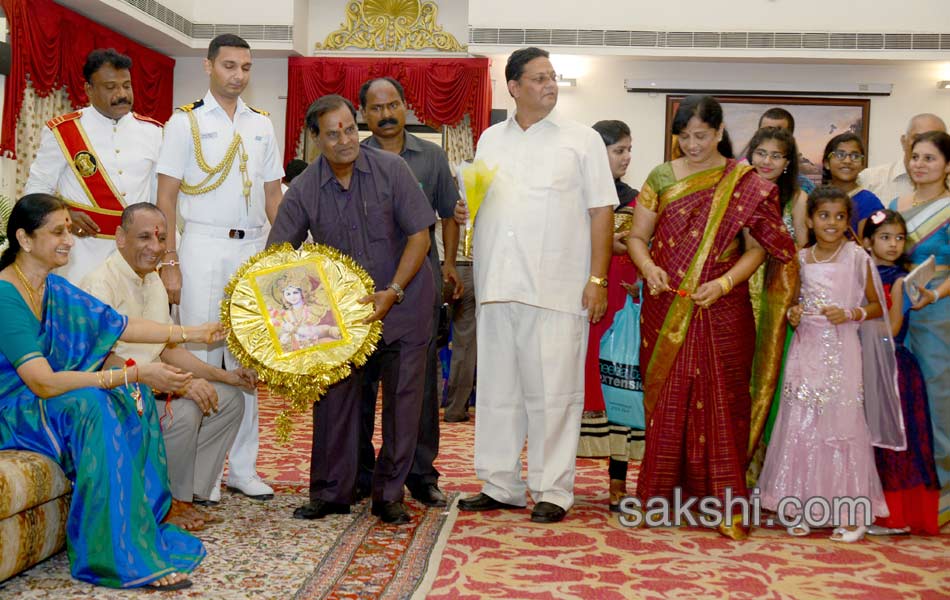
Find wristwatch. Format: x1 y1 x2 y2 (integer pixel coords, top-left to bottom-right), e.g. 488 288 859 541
588 275 608 288
387 282 405 303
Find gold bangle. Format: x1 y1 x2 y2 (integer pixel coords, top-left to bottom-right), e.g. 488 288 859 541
180 325 188 344
108 369 114 388
716 276 732 295
96 371 106 389
726 274 734 289
168 323 174 344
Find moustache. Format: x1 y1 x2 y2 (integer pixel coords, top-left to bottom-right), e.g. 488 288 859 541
377 118 398 128
111 98 131 106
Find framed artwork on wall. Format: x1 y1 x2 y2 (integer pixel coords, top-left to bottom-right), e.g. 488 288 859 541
664 95 871 187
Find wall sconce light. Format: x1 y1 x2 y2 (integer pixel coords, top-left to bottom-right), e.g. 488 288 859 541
556 75 577 88
938 81 950 91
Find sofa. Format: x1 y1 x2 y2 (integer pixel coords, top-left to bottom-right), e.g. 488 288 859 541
0 450 70 583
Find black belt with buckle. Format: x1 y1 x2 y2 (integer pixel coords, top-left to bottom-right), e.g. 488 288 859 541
228 229 246 239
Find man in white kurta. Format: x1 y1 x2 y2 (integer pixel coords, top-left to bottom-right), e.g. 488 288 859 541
457 47 616 523
24 49 162 285
156 34 284 501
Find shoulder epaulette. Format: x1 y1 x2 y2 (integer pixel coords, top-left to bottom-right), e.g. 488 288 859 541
132 112 163 127
176 99 204 112
46 110 83 130
248 105 270 116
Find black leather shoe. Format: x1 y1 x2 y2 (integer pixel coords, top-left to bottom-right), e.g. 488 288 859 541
371 500 411 524
443 413 469 423
530 501 567 523
457 493 523 512
408 483 447 507
292 499 351 520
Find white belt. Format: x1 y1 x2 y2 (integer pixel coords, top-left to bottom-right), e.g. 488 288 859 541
183 222 266 240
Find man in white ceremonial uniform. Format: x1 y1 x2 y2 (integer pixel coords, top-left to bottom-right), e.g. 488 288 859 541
456 47 616 524
25 48 162 285
858 113 947 204
156 34 284 502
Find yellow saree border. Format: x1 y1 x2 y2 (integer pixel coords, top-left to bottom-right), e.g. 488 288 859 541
657 167 726 214
643 163 752 419
747 256 798 458
905 196 950 254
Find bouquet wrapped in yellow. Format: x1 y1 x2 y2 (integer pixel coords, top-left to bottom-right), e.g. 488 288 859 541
460 159 497 256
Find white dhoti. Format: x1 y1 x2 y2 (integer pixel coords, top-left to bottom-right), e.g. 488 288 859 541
58 236 120 285
178 221 267 482
474 301 587 510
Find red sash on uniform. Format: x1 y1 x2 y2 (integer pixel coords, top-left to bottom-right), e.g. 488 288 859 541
48 111 125 238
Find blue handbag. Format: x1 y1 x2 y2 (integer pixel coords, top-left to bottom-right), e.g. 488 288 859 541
599 294 645 429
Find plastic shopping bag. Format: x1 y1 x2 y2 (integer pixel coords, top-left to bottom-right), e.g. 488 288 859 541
599 295 644 429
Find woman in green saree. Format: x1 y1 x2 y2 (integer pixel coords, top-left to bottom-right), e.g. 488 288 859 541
0 194 225 590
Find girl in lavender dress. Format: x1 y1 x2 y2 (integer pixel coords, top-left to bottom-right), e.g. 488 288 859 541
759 186 903 542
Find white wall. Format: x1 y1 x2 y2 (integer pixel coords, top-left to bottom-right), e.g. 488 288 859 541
469 0 950 32
486 55 950 187
171 57 290 160
192 0 293 24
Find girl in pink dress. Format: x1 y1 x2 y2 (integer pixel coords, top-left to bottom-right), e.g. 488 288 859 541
759 186 903 542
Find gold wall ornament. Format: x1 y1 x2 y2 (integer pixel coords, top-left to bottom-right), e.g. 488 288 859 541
316 0 466 52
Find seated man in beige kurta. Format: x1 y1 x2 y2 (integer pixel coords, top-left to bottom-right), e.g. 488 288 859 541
80 202 254 529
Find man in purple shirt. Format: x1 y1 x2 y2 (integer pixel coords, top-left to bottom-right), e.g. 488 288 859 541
266 95 435 524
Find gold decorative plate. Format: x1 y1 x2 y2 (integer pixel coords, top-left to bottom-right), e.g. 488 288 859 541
222 242 382 440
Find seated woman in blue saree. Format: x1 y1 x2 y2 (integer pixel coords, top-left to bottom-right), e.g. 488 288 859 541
0 194 225 590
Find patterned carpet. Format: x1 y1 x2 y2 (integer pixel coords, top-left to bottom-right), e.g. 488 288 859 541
0 390 454 599
4 390 948 598
427 411 950 600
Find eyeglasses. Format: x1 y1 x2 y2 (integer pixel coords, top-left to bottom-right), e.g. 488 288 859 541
827 150 864 162
521 71 558 85
752 149 787 162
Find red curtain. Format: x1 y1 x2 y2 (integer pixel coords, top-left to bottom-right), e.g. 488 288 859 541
285 56 492 165
1 0 175 158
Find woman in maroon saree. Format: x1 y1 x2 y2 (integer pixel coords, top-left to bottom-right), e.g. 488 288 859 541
627 96 797 539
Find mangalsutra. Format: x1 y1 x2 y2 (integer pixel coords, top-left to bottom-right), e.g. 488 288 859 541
810 240 845 264
12 263 43 316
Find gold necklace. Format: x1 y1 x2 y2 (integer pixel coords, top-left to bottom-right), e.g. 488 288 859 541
912 189 947 207
12 263 43 316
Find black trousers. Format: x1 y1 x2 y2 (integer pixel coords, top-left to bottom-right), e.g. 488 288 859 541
309 337 427 503
358 302 441 491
